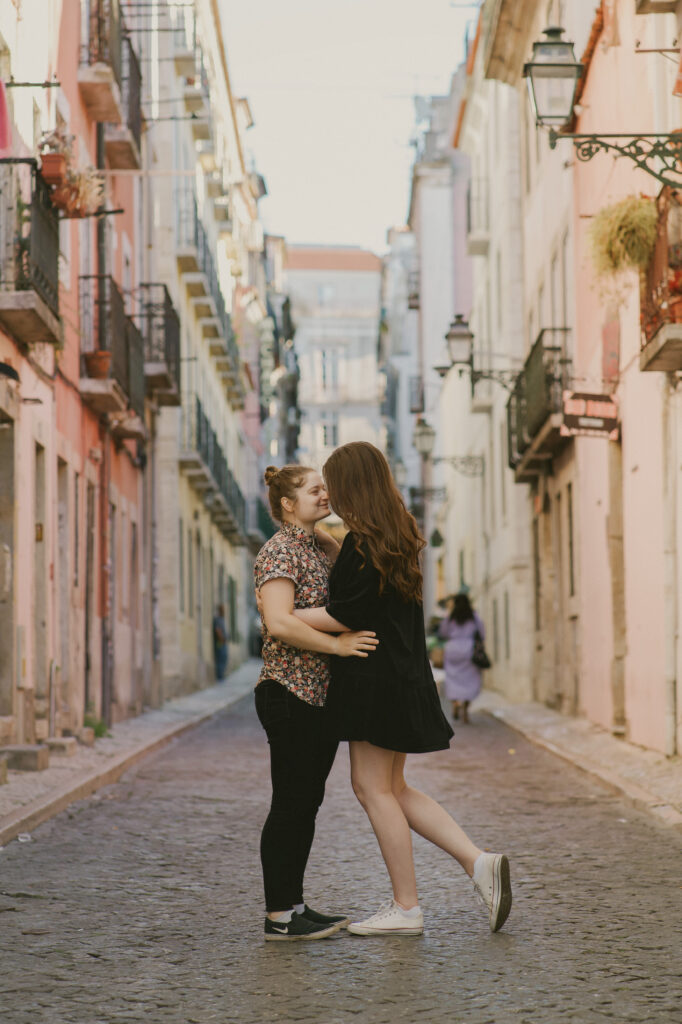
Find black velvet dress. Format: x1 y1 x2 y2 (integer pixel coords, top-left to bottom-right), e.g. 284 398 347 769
324 532 454 754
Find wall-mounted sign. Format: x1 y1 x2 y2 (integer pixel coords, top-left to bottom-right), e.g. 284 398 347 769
560 391 619 439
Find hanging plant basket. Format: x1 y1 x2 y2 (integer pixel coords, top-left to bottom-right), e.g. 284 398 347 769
589 195 658 278
40 152 67 187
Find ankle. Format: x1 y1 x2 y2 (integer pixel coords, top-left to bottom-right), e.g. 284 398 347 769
394 898 419 912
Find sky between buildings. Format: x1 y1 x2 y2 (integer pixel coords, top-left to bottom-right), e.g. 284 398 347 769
220 0 474 254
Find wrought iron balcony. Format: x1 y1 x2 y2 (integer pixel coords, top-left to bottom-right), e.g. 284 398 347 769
466 178 489 257
639 187 682 371
179 396 247 542
78 0 124 122
247 496 276 552
407 270 420 310
79 275 146 426
0 162 61 345
105 36 142 168
139 283 180 405
169 2 197 78
506 328 572 483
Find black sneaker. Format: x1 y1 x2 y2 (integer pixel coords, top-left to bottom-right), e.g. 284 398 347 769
301 904 351 928
264 911 342 942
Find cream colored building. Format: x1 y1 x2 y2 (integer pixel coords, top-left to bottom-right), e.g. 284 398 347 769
286 246 382 477
146 0 265 695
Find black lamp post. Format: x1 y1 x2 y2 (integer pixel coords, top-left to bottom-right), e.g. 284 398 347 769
444 314 517 390
523 27 583 128
524 25 682 188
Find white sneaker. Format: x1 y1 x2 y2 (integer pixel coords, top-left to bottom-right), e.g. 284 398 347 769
347 899 424 936
472 852 512 932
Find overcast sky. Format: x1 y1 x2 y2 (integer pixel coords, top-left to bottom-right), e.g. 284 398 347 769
220 0 475 254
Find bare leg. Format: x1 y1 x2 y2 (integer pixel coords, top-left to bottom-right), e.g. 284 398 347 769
349 741 418 908
391 755 482 877
451 701 460 720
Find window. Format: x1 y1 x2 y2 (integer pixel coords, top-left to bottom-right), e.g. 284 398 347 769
458 549 465 589
320 348 338 392
187 527 194 617
228 575 237 637
567 482 575 597
504 590 510 661
321 413 338 448
550 251 559 326
500 422 507 521
73 473 80 586
496 250 503 331
179 518 185 614
561 231 569 328
492 598 499 663
533 517 541 631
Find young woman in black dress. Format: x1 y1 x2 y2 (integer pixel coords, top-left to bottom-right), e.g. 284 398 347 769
293 442 512 936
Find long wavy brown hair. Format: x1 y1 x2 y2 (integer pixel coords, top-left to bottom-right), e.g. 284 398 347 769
323 442 426 603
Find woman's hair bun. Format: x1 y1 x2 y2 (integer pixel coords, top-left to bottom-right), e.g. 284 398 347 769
263 465 279 486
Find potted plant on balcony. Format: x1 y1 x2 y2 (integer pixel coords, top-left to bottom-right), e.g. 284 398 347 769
589 195 657 290
39 128 74 187
83 349 112 379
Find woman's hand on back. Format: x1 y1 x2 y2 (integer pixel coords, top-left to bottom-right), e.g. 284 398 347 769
335 631 379 658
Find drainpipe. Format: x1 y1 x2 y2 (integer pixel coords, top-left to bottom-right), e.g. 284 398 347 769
96 122 111 726
663 373 679 756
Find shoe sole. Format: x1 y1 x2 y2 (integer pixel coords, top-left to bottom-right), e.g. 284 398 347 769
347 925 424 936
490 855 512 933
264 922 343 941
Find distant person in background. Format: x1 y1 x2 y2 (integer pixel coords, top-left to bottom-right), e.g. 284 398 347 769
213 604 229 682
439 590 485 724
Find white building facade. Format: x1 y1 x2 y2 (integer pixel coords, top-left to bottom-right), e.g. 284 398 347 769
286 246 382 475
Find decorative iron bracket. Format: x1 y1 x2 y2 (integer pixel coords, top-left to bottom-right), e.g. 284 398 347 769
549 129 682 189
432 455 484 477
470 367 519 391
409 486 447 501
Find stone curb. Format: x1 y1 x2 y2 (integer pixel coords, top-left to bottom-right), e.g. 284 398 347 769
0 672 257 848
477 696 682 831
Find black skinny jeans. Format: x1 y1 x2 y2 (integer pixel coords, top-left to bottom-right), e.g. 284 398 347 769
255 679 339 913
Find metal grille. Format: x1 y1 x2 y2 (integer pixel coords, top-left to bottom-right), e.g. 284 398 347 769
82 0 122 87
0 162 59 316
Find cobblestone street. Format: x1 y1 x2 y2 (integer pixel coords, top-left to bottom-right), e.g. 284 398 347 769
1 694 680 1024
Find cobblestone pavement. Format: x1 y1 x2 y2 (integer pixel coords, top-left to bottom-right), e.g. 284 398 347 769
1 695 681 1024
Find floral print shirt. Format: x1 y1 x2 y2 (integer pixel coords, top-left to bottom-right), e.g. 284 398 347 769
254 522 331 706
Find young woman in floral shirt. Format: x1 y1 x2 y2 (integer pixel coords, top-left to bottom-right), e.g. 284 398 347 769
254 464 378 941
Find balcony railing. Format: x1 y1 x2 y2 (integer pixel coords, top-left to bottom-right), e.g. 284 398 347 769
409 375 424 414
139 283 180 404
639 186 682 371
0 161 61 344
507 328 572 480
78 0 124 122
466 178 489 256
180 395 246 540
177 191 242 396
79 275 145 419
407 270 420 310
105 36 142 168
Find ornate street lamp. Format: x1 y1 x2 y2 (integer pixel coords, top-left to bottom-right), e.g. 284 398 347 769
412 417 436 458
523 27 583 128
444 314 517 390
393 459 407 487
525 25 682 188
445 314 474 368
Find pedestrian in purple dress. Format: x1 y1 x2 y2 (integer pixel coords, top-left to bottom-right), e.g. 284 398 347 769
438 591 485 723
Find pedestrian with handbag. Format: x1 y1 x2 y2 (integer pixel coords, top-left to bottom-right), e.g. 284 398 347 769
438 589 489 724
292 443 512 938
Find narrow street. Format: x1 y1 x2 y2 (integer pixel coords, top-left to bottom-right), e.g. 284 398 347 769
1 696 680 1024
